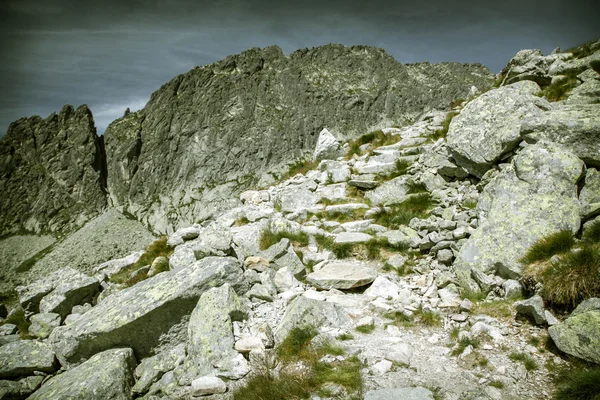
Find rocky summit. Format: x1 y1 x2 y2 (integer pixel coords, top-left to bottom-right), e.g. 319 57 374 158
0 40 600 400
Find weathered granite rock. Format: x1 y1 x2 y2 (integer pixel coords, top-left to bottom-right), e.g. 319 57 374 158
275 185 320 213
515 295 547 325
572 298 600 316
0 335 19 347
0 376 44 400
95 250 145 279
29 313 61 339
38 270 98 319
365 175 410 206
306 262 377 289
0 105 107 235
132 344 186 396
364 276 399 300
104 45 493 233
521 104 600 168
313 128 343 161
548 303 600 364
147 256 169 277
49 257 244 368
28 348 136 400
191 376 227 396
276 296 351 341
580 168 600 219
454 141 583 281
334 232 372 244
447 81 551 178
0 341 57 379
365 387 435 400
187 284 248 378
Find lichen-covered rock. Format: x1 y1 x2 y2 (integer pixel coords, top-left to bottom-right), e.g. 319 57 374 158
103 45 493 233
454 141 583 281
275 295 351 341
515 295 547 325
27 348 136 400
548 304 600 364
313 128 343 161
580 168 600 219
447 81 551 178
365 175 411 206
0 376 44 400
0 105 107 235
49 257 244 368
521 104 600 168
0 341 57 379
29 313 61 339
132 344 186 396
306 262 377 290
94 250 145 279
187 284 248 378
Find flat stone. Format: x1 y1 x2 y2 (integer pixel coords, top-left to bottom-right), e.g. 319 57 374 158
306 262 377 290
191 376 227 396
0 341 57 379
334 232 372 244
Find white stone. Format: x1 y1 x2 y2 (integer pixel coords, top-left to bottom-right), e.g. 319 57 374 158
364 276 399 300
371 359 393 375
235 336 265 353
191 376 227 396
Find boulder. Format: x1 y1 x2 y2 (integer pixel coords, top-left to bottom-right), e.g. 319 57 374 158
379 228 418 248
365 387 435 400
365 175 410 206
28 348 136 400
548 303 600 364
364 276 399 300
580 168 600 219
132 344 186 396
187 284 248 378
521 104 600 168
515 295 547 325
38 271 98 320
95 250 144 279
316 183 347 202
306 262 377 290
447 81 550 178
503 49 552 86
275 296 351 341
454 141 583 281
191 376 227 396
320 160 351 183
49 257 244 368
313 128 343 161
0 341 57 379
275 186 320 213
334 232 372 244
29 313 61 339
0 376 44 400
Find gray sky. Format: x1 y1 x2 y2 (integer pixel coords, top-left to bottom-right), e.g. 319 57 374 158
1 0 598 136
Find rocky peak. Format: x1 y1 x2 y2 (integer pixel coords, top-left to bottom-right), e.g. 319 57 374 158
0 104 107 235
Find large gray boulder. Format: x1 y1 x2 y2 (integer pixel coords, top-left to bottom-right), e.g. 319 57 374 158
454 141 583 281
447 81 551 178
365 175 410 206
103 45 493 234
306 262 377 290
187 284 248 378
502 49 553 86
0 341 57 379
521 104 600 168
548 299 600 364
275 295 351 341
27 348 136 400
0 105 106 236
313 128 343 161
0 376 44 400
132 344 186 396
29 313 61 339
49 257 244 368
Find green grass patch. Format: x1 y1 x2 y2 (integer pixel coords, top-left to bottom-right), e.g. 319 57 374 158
110 236 174 286
554 367 600 400
489 380 505 389
460 288 487 303
583 219 600 243
417 307 442 327
313 207 367 224
379 159 413 181
314 235 396 261
565 39 599 59
337 333 354 341
509 352 538 371
451 336 481 356
471 297 521 320
355 324 375 334
281 159 319 181
542 76 579 102
259 228 310 250
234 216 250 226
346 130 401 158
0 307 33 339
405 181 428 194
383 310 415 329
429 111 459 141
372 193 435 229
277 326 319 361
519 230 575 265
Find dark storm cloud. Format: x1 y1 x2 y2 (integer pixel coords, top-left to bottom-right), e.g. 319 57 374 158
0 0 598 135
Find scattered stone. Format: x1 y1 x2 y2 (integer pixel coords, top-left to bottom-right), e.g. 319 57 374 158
334 232 372 244
235 336 265 354
502 280 523 298
549 302 600 363
364 276 399 300
0 341 57 379
0 375 44 400
365 387 435 400
371 359 393 375
314 128 343 161
132 344 186 396
191 376 227 396
0 324 17 336
244 256 270 272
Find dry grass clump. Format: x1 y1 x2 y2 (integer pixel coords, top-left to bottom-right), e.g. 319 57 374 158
346 130 401 158
110 236 174 286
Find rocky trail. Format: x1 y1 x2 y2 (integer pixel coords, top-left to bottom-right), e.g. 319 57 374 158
1 41 600 399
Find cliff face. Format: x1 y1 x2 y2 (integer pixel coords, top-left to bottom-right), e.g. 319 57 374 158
104 44 494 233
0 105 107 235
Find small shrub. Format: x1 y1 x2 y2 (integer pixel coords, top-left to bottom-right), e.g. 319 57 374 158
489 380 505 389
509 352 538 371
355 324 375 334
583 219 600 243
234 216 250 226
259 228 309 250
0 307 33 339
430 111 459 141
337 333 354 341
520 230 575 265
277 326 318 361
552 366 600 400
451 336 480 356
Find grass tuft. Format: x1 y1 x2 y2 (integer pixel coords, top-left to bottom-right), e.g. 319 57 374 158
234 216 251 226
489 380 505 389
346 130 401 158
276 326 318 361
552 366 600 400
281 159 319 181
355 324 375 334
110 237 174 286
519 230 575 265
0 307 33 339
337 333 354 341
259 228 309 250
509 352 538 371
430 111 459 141
451 336 480 356
372 193 435 229
583 219 600 243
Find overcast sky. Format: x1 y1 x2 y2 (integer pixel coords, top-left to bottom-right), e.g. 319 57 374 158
0 0 598 136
